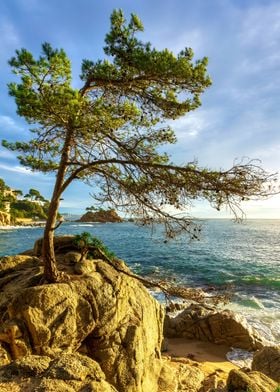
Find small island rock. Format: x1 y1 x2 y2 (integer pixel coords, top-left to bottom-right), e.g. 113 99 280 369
78 209 123 223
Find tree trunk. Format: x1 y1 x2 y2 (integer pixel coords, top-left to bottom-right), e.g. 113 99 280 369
42 129 73 282
42 194 61 282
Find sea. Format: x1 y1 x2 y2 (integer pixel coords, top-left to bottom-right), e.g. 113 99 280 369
0 219 279 357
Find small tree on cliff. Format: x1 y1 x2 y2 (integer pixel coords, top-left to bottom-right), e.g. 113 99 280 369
3 10 276 282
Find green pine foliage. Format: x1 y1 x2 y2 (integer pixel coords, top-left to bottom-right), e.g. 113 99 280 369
2 10 277 281
10 200 49 220
73 232 115 260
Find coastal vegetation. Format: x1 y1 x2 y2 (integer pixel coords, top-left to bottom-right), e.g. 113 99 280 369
0 178 49 222
2 9 277 283
73 231 116 261
79 207 123 223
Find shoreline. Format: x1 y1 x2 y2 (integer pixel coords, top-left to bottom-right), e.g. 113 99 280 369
0 222 279 349
164 337 238 383
0 221 46 229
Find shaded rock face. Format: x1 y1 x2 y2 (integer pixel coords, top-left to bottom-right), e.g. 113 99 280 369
33 235 75 256
0 247 164 392
227 369 278 392
252 346 280 382
78 209 122 223
0 353 118 391
165 304 267 350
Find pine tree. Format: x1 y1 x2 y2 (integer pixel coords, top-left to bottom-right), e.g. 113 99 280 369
3 10 276 282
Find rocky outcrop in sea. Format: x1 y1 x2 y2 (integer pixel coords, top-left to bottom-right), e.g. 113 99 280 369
78 209 123 223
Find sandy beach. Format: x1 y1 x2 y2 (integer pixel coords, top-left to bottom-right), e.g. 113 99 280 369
164 337 237 382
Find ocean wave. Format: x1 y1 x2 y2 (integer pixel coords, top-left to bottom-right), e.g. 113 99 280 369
227 301 279 343
0 225 39 230
70 224 98 227
226 348 254 368
236 296 265 310
230 275 280 289
239 276 280 288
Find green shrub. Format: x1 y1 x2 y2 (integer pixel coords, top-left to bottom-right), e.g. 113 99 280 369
73 232 115 260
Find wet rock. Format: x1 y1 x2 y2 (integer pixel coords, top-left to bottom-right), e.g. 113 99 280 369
252 346 280 382
165 304 267 350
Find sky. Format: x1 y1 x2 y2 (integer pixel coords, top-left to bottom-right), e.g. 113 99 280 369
0 0 280 218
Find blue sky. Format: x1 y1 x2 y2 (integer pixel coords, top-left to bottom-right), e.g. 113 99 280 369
0 0 279 218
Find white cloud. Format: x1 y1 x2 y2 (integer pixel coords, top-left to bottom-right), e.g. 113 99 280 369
0 19 19 47
0 18 20 65
169 108 221 141
169 29 204 56
0 149 16 160
239 3 280 49
0 115 23 135
0 163 35 176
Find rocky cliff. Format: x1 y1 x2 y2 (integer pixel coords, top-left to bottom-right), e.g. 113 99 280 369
0 237 164 391
79 209 123 223
0 236 278 392
0 211 10 226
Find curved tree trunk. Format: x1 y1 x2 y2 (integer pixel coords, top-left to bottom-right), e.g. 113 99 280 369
42 193 61 282
42 129 73 282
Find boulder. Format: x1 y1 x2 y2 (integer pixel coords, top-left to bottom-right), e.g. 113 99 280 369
176 363 205 391
0 248 164 392
33 235 75 256
0 255 40 276
157 361 205 392
165 304 267 350
227 368 278 392
252 346 280 382
0 255 43 312
0 353 117 391
7 283 96 356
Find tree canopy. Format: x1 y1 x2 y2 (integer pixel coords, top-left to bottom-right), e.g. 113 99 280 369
2 10 277 282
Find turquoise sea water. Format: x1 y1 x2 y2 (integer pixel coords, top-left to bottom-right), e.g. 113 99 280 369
0 219 279 343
